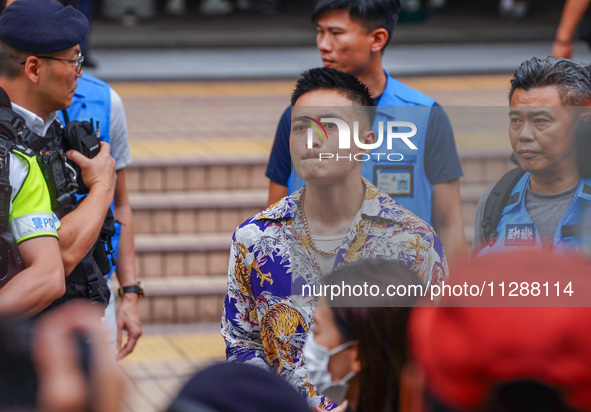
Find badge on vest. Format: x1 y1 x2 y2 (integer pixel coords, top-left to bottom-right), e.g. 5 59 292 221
504 224 536 246
373 165 413 197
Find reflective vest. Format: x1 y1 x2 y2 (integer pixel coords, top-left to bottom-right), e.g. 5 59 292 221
477 172 591 257
58 72 120 277
288 72 436 225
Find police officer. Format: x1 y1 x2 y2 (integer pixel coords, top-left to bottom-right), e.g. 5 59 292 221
0 86 64 317
0 0 117 309
473 56 591 256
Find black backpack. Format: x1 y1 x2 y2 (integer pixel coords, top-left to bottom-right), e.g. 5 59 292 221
480 167 526 248
0 138 23 287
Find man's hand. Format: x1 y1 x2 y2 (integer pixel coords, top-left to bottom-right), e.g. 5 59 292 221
116 292 142 359
33 301 125 412
66 141 116 195
552 40 574 58
313 400 349 412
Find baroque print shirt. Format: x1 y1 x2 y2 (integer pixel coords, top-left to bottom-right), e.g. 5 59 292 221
221 179 448 409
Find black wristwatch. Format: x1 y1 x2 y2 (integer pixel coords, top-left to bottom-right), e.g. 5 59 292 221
118 282 144 298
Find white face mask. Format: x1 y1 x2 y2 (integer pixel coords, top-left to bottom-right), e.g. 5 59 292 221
302 330 356 404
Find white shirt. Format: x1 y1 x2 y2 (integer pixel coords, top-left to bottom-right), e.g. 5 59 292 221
11 103 58 137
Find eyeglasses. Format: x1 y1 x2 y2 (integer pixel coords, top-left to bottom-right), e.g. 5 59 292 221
20 52 84 74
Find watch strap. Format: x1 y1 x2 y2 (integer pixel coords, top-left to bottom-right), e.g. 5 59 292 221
118 282 144 298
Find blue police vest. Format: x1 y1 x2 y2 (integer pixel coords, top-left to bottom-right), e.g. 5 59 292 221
288 72 436 225
58 72 120 277
477 173 591 257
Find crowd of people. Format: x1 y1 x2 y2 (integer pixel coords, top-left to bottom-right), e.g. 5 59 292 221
0 0 590 411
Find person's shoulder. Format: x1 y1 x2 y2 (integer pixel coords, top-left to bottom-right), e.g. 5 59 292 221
364 181 434 231
233 195 294 237
278 105 292 124
478 185 494 204
381 72 436 107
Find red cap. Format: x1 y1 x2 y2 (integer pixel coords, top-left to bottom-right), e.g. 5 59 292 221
410 249 591 411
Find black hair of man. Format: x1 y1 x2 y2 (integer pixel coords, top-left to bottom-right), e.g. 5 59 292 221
0 40 27 80
291 67 376 126
311 0 401 51
509 56 591 106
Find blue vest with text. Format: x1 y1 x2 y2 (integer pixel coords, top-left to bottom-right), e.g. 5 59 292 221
58 72 120 277
477 173 591 257
288 72 435 225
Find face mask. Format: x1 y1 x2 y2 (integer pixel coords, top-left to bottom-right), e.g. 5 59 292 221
322 370 357 404
303 330 356 403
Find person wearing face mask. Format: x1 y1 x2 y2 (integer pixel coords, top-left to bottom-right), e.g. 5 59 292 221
303 260 421 412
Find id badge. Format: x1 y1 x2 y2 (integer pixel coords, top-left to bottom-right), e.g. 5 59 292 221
374 165 413 197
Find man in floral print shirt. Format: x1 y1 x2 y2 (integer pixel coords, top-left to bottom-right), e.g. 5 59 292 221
221 67 448 410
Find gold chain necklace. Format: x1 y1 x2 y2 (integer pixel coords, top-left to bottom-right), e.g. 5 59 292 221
298 189 340 257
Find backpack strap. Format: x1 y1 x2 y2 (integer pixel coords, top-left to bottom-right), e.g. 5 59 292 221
0 138 12 234
481 167 526 246
61 109 70 125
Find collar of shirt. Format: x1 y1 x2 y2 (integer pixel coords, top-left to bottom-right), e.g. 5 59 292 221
257 177 403 224
11 103 58 137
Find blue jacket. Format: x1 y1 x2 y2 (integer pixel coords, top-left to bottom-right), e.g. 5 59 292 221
58 73 120 277
477 173 591 257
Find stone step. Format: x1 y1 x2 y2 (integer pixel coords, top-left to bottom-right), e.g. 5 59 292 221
130 190 266 235
130 183 490 236
115 276 227 324
135 206 481 282
126 155 269 193
125 149 515 193
135 233 232 280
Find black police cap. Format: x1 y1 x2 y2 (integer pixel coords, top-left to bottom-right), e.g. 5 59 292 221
0 0 88 54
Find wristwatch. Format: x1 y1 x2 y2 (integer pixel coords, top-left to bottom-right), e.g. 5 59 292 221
118 282 144 298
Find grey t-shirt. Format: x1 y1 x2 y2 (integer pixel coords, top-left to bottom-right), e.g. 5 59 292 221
473 183 577 253
109 88 132 171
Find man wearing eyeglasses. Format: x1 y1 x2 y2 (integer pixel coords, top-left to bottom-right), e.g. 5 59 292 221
0 0 142 358
0 0 117 316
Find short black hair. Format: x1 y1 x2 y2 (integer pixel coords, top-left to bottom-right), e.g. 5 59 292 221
291 67 376 125
0 40 27 79
311 0 401 51
509 56 591 106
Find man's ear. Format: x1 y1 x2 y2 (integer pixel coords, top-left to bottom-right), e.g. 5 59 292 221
22 56 41 84
359 130 376 153
370 28 389 53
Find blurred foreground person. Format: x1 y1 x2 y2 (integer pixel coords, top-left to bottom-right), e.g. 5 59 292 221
167 362 309 412
0 301 125 412
408 249 591 412
34 301 125 412
304 260 421 412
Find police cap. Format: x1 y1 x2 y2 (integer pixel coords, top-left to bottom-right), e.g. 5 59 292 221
0 0 88 54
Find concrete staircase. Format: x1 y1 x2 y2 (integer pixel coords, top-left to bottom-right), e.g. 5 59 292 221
126 150 515 324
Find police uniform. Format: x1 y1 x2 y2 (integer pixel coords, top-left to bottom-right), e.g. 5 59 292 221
0 0 113 308
0 92 58 246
